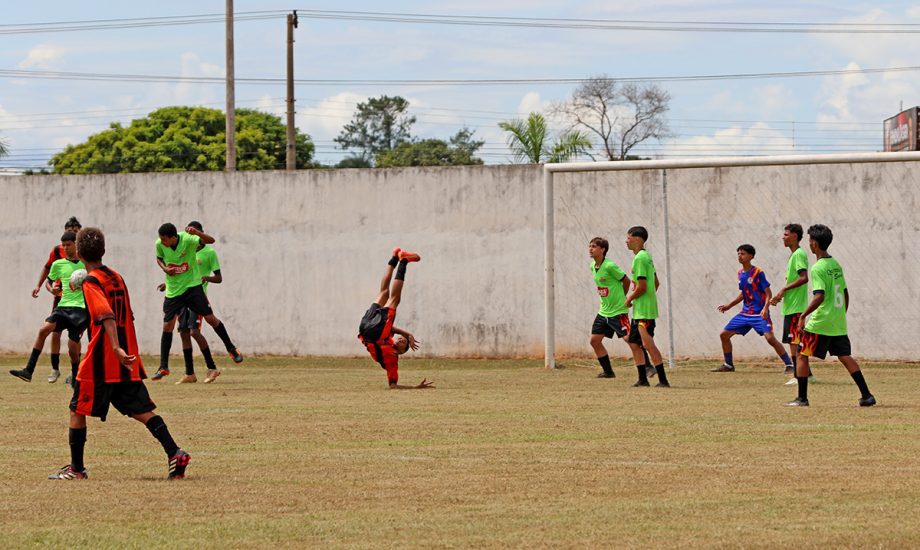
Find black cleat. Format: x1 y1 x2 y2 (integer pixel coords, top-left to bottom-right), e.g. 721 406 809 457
632 380 650 387
783 365 795 376
167 449 191 480
9 368 32 382
711 363 735 372
785 397 810 407
654 381 670 388
151 367 170 381
645 365 657 378
597 372 615 379
859 395 877 407
229 348 244 364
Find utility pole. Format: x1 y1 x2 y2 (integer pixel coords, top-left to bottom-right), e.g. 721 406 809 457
225 0 236 171
286 11 298 171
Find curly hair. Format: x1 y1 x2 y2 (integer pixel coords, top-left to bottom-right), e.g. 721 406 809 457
76 227 106 262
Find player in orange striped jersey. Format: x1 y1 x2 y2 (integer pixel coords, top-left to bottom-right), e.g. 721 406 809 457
48 227 191 480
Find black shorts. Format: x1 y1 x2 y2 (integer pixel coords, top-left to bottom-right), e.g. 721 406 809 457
358 303 395 342
164 285 213 323
177 307 202 331
70 380 156 422
798 331 851 359
782 313 804 345
626 319 656 345
592 314 630 339
46 306 89 342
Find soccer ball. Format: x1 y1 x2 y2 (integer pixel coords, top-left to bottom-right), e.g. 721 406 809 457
69 269 88 291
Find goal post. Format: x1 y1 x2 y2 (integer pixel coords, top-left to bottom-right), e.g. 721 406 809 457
543 151 920 369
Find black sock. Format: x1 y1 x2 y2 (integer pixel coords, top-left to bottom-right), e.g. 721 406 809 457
388 254 399 267
655 363 669 384
850 370 871 398
395 259 408 281
25 348 41 373
213 322 235 353
145 415 179 457
69 427 86 472
50 353 60 371
597 355 613 376
635 364 648 383
71 360 79 381
183 348 194 375
201 346 216 370
160 332 173 369
797 376 809 401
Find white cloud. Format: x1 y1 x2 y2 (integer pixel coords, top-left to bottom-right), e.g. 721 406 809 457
516 92 548 115
297 91 367 139
18 44 65 69
660 122 794 158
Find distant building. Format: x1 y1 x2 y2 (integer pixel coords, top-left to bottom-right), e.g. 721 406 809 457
884 107 918 152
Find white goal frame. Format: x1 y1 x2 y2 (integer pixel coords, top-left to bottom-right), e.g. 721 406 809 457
543 151 920 369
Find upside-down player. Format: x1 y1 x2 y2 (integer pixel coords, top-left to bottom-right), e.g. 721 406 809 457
357 248 433 389
48 227 191 480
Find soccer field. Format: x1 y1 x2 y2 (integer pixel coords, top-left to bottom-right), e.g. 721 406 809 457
1 355 919 548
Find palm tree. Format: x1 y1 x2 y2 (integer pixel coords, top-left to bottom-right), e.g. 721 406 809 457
0 137 8 160
498 113 592 163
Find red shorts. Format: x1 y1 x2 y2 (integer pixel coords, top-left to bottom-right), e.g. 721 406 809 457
358 304 399 384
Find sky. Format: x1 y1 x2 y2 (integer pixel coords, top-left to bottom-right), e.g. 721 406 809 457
2 1 920 170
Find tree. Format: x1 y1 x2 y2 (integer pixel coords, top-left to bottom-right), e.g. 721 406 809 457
551 75 672 161
335 155 373 169
498 113 592 164
0 136 8 160
375 128 484 167
335 95 415 163
50 106 316 174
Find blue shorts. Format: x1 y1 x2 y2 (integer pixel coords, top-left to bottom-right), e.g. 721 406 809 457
724 313 773 336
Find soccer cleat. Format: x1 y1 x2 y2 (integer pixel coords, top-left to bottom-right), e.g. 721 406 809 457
203 369 222 384
597 372 615 379
48 465 88 480
175 374 197 385
9 368 32 382
654 381 670 388
783 365 795 376
229 348 244 364
632 380 650 387
151 367 170 380
645 365 657 378
391 247 401 258
65 374 73 387
168 449 191 480
784 377 797 386
48 369 61 383
398 250 421 262
711 363 735 372
785 397 810 407
859 395 877 407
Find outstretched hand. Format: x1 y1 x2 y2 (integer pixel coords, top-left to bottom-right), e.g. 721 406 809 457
407 334 420 351
416 378 435 389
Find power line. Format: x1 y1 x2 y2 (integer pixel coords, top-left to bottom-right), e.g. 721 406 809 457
0 11 285 35
3 64 920 86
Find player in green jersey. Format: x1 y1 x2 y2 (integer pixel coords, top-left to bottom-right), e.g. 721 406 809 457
769 223 816 385
588 237 633 378
159 221 224 384
10 231 88 384
623 226 670 388
786 224 875 407
152 223 242 381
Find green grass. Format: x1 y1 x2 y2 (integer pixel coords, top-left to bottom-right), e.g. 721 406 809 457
1 355 918 548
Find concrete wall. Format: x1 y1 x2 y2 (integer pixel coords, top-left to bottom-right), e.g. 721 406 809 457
2 161 918 360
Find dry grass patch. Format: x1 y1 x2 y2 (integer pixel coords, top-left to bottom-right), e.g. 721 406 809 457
0 355 918 548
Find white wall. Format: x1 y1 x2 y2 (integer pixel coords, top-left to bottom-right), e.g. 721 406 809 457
2 161 918 360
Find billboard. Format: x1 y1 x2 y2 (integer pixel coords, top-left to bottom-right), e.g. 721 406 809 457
884 107 918 152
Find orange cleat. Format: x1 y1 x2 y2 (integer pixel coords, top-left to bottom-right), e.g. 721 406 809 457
398 250 421 262
391 247 401 258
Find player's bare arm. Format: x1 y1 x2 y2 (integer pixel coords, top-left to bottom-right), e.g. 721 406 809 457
101 317 136 367
770 270 808 306
158 256 181 275
620 275 631 295
186 226 215 245
32 266 51 298
761 288 774 319
625 279 647 308
654 273 660 291
718 292 743 313
796 292 825 332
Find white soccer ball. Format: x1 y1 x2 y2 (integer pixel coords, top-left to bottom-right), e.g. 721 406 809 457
69 269 88 291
